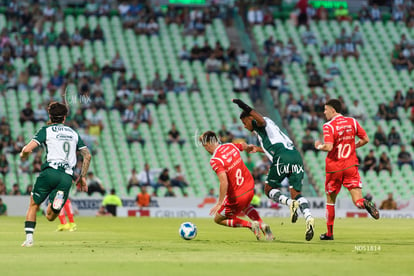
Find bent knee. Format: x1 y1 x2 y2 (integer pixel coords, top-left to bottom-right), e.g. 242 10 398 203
213 215 225 224
264 184 273 197
46 214 57 221
46 209 60 221
290 188 301 200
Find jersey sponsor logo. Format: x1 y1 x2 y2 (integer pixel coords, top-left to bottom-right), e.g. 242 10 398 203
227 157 242 171
337 135 355 142
335 124 353 131
56 134 74 141
51 126 73 132
274 156 304 176
222 148 237 160
51 161 70 169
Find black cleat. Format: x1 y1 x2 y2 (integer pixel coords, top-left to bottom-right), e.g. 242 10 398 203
290 200 300 223
364 199 380 220
305 218 315 241
319 233 334 240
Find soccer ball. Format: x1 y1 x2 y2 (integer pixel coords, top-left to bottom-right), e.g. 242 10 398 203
179 222 197 240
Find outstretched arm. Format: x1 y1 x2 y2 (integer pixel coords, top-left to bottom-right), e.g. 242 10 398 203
314 140 333 152
20 140 39 159
251 145 264 153
246 144 264 153
239 142 249 151
249 110 266 127
232 99 266 127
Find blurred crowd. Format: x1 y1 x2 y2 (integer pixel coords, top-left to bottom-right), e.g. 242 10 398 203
0 0 228 197
248 0 414 180
2 0 413 198
119 1 233 37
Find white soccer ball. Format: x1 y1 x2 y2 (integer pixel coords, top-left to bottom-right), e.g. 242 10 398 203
179 222 197 240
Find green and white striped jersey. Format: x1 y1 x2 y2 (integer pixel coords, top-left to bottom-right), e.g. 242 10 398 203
253 117 296 162
32 124 87 176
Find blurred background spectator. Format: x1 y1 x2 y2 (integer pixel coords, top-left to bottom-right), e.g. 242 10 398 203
379 192 398 210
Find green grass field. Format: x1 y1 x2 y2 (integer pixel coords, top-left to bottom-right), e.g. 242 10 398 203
0 216 413 276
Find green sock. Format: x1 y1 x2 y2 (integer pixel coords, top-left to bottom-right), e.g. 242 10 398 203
24 221 36 235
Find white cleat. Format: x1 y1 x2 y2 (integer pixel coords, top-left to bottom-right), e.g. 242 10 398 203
305 217 315 241
21 240 34 247
260 223 275 241
250 221 262 240
290 200 300 223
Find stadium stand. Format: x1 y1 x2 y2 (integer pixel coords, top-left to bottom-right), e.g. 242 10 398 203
0 1 413 203
0 5 258 198
252 12 414 200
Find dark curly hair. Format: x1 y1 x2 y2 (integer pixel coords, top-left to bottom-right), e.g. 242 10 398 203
48 102 68 123
325 99 342 113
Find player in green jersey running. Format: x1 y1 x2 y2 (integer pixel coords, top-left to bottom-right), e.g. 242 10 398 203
20 102 91 247
233 99 315 241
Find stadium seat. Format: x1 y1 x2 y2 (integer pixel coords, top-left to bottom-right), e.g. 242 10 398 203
251 19 414 201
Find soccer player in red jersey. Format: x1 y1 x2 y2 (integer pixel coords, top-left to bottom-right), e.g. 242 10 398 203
57 199 77 231
314 99 380 240
199 131 274 240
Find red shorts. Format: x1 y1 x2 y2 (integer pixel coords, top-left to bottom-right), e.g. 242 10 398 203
325 166 362 195
218 190 254 218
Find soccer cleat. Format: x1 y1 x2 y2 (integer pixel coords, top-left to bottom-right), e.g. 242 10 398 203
69 223 77 232
319 233 334 240
364 199 380 220
57 223 70 231
290 200 300 223
21 240 34 247
260 223 275 241
250 221 262 240
305 217 315 241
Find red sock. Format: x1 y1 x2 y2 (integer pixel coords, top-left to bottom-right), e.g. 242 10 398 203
243 205 263 223
326 203 335 236
355 198 365 209
64 200 75 223
225 218 251 228
58 208 67 225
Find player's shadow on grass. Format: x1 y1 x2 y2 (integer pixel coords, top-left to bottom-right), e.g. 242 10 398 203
277 240 318 245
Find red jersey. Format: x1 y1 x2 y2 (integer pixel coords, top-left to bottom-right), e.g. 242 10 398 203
296 0 309 13
323 115 367 173
209 143 254 202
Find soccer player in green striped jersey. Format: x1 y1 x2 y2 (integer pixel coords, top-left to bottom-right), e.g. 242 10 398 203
20 102 91 247
233 99 315 241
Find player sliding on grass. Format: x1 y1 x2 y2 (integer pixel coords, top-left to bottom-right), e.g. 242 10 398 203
315 99 379 240
20 102 91 247
233 99 315 241
199 131 274 241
